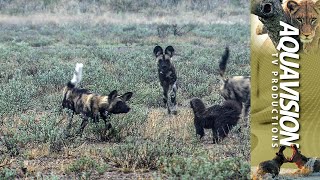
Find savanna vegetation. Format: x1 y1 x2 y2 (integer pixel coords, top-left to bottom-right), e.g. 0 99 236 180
0 0 250 179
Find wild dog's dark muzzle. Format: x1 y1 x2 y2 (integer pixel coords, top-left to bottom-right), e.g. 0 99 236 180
123 107 131 113
111 105 131 114
158 59 170 71
159 65 170 73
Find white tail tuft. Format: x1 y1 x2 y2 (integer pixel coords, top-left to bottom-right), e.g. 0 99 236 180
70 63 83 85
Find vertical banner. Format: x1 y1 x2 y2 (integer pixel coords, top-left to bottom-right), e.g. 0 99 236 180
251 0 320 178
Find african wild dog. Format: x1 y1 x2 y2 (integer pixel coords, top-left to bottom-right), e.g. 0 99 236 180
190 98 242 143
219 47 250 118
256 146 288 178
62 63 133 138
288 144 320 172
153 45 177 115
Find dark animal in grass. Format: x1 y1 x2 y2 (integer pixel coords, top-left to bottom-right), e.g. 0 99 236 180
288 144 320 173
153 45 178 115
219 47 251 118
256 146 288 178
190 98 242 143
62 63 133 139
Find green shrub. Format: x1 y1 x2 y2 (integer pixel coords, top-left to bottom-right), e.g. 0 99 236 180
67 156 97 178
0 168 17 180
104 138 183 170
2 112 63 150
160 156 250 179
96 163 110 175
2 135 19 156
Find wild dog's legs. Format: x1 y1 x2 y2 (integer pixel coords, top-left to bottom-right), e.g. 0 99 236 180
66 111 74 130
103 118 112 131
101 112 112 141
76 114 89 136
162 85 169 106
166 90 170 114
244 99 250 118
167 82 177 115
93 115 99 123
63 111 74 138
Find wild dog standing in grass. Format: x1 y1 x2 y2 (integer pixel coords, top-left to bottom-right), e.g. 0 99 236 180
288 144 320 173
219 47 251 118
153 45 177 115
190 98 242 143
62 63 133 139
256 146 288 178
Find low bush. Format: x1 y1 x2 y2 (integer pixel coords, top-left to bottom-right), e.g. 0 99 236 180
160 156 250 179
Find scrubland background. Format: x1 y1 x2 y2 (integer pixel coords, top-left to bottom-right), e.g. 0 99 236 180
0 0 250 179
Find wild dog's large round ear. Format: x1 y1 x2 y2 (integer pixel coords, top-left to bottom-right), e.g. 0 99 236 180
108 90 118 100
121 92 133 101
153 46 163 57
287 0 299 14
165 46 175 57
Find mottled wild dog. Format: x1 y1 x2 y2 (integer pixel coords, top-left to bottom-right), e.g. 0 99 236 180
190 98 242 143
219 47 250 118
153 45 177 115
288 144 320 172
62 63 133 138
256 146 288 178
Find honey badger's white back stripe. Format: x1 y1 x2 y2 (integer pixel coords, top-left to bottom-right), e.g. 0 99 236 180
71 63 83 86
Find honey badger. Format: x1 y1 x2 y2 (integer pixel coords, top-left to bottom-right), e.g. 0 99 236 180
62 63 133 137
219 47 250 118
190 98 242 143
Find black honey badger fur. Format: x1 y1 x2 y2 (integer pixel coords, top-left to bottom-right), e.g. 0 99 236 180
190 98 242 143
153 45 178 115
256 146 288 178
62 63 133 137
219 47 251 118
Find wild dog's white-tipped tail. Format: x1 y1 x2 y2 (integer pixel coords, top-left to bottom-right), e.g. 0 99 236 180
70 63 83 85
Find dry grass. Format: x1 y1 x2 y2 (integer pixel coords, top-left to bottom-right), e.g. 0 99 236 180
144 108 194 141
25 144 50 160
